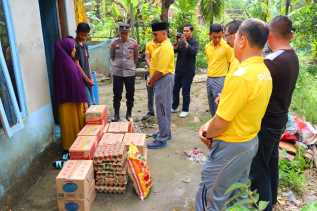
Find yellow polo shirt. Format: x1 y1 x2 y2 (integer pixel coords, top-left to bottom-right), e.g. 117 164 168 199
228 47 240 74
151 39 175 75
216 56 272 143
205 39 233 77
145 40 159 76
228 57 240 74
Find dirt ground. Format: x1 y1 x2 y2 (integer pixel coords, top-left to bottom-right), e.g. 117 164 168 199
6 75 317 211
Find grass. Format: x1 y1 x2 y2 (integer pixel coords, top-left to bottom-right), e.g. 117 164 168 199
291 53 317 124
279 148 311 195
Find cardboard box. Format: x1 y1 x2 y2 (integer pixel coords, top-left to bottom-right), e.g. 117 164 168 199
123 133 146 156
99 133 125 146
57 182 96 211
107 122 134 134
56 160 94 199
69 136 98 160
85 105 108 123
103 124 109 134
78 125 104 143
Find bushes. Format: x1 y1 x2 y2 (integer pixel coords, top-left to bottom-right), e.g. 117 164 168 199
279 148 311 195
291 54 317 124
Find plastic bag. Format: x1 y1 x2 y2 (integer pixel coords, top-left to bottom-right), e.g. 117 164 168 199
293 115 317 145
127 145 152 200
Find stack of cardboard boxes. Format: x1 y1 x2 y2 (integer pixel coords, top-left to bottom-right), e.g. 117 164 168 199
57 105 108 211
56 104 150 210
56 160 96 211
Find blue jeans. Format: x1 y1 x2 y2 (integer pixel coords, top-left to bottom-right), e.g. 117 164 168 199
206 77 225 116
196 137 259 211
250 127 284 211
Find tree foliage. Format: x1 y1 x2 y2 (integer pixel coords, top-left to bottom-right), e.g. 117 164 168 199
199 0 225 24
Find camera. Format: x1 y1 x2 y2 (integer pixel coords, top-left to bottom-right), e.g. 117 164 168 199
176 32 183 39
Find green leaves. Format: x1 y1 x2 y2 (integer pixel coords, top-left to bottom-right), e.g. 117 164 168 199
225 181 268 211
301 201 317 211
199 0 224 24
258 201 269 211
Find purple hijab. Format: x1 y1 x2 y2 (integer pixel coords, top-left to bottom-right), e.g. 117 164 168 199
53 37 87 104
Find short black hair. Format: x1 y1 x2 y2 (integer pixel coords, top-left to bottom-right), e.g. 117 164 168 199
269 15 294 38
210 23 223 33
76 22 90 33
238 19 269 49
225 20 243 34
183 24 194 31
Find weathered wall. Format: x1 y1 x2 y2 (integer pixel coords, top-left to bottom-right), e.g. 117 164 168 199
0 0 54 200
9 0 50 113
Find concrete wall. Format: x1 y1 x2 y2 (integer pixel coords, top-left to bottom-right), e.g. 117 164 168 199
10 0 50 113
88 40 112 75
0 0 54 200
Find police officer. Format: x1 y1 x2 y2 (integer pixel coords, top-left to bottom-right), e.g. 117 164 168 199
110 23 139 121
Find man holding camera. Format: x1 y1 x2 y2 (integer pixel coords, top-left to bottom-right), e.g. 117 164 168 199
171 24 198 118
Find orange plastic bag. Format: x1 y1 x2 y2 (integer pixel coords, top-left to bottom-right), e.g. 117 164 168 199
127 145 152 200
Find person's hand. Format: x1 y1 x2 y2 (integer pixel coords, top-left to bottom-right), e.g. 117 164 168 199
111 42 119 49
147 78 154 87
198 125 212 149
88 79 94 87
215 96 220 105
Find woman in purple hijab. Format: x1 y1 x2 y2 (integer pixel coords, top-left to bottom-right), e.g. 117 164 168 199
54 37 87 151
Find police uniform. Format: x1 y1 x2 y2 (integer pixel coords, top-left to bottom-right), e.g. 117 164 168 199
110 23 139 121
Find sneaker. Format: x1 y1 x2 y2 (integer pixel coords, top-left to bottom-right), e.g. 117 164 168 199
147 140 167 149
151 131 160 138
61 152 70 161
141 112 155 121
179 111 189 118
171 108 179 113
52 160 65 169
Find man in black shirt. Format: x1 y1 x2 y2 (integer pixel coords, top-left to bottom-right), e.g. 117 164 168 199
75 22 95 106
172 24 198 118
250 16 299 211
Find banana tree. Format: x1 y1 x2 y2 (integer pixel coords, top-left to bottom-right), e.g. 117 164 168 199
199 0 224 24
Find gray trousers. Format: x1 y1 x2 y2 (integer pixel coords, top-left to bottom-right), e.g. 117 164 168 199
196 137 259 211
147 85 155 114
207 77 225 116
154 74 174 141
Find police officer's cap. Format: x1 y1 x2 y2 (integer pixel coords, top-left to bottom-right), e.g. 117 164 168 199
119 23 130 32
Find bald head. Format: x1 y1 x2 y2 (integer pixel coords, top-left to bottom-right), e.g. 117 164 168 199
269 15 293 39
238 19 269 49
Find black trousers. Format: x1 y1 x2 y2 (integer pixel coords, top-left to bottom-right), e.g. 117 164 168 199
250 126 284 211
172 73 194 112
112 75 135 113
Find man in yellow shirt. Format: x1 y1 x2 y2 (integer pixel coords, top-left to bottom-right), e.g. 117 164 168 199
205 24 233 116
147 22 175 149
142 39 159 120
196 19 272 210
224 20 242 73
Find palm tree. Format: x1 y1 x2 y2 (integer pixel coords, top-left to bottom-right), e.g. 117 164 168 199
160 0 175 22
199 0 224 24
